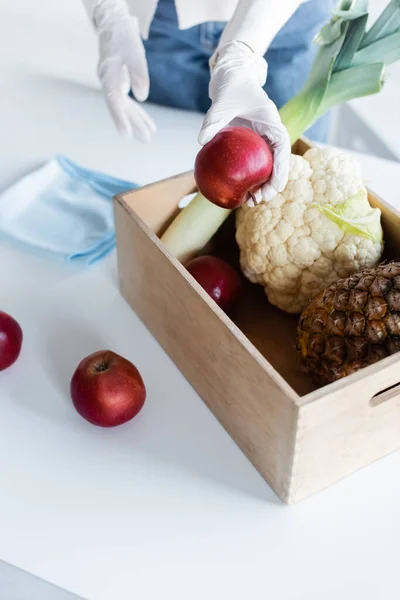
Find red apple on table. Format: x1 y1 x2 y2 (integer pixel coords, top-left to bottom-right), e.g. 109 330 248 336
70 350 146 427
194 126 274 209
186 255 242 312
0 311 23 371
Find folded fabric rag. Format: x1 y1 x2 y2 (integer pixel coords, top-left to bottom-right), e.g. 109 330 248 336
0 156 138 265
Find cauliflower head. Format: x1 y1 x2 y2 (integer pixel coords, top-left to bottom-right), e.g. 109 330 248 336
236 147 384 313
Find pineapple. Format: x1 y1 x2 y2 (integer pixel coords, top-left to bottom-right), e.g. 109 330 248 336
297 262 400 386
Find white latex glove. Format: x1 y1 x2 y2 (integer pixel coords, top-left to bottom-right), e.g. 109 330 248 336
92 0 156 142
198 41 291 202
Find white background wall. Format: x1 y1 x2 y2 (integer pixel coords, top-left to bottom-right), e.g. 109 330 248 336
330 0 400 162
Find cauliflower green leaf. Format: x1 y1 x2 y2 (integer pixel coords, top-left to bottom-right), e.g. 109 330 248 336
311 190 383 243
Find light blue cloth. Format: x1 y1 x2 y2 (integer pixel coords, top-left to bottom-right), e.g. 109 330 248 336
0 157 137 265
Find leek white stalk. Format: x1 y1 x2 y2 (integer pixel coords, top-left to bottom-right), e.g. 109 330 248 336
160 192 231 263
161 0 400 263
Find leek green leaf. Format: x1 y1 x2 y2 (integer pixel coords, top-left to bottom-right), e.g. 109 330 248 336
353 31 400 67
317 62 385 114
332 0 368 22
361 0 400 48
335 13 368 70
334 6 368 20
316 17 348 45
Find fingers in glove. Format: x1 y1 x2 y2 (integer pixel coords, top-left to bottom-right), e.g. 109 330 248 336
261 138 290 202
105 93 155 142
261 149 290 202
99 59 153 140
250 115 291 201
99 60 131 135
125 23 150 102
126 99 156 141
98 56 131 96
267 130 291 196
260 181 279 203
198 102 237 146
127 60 150 102
104 92 133 137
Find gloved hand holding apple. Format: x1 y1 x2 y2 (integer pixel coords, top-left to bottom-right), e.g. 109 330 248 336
198 41 290 203
88 1 291 199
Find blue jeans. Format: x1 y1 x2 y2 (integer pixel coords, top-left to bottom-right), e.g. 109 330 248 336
143 0 335 142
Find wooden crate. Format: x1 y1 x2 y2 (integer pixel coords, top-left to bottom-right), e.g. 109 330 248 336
114 139 400 503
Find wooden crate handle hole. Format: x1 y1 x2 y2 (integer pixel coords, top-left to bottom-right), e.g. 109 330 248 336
369 381 400 408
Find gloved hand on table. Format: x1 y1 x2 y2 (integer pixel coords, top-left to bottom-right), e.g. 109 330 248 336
198 41 291 202
91 0 156 142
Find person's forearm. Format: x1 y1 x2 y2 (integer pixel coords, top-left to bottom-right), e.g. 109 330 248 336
219 0 304 56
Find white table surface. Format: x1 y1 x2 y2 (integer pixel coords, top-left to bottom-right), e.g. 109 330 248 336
2 2 400 600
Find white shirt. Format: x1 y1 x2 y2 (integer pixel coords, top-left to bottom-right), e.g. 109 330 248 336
83 0 309 40
130 0 240 39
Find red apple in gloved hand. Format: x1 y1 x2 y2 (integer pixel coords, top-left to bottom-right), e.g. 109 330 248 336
186 255 242 312
70 350 146 427
194 126 273 209
0 311 23 371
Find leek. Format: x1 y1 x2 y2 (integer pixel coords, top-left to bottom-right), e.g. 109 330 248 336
160 192 231 263
161 0 400 262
